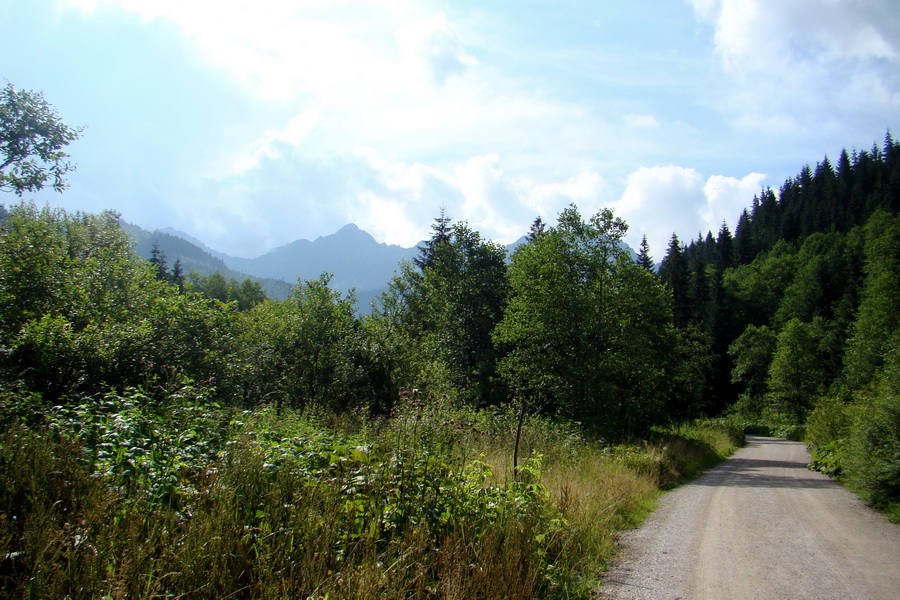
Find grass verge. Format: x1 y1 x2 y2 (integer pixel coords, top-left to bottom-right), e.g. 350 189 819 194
0 389 743 599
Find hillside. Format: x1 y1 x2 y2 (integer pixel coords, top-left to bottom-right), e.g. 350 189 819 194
125 224 294 300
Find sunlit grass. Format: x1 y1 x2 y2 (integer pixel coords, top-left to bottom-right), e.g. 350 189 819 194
0 391 741 599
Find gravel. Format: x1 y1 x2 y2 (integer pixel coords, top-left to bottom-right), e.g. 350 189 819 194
598 436 900 600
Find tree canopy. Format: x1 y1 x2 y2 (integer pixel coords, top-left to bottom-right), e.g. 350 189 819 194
0 83 82 195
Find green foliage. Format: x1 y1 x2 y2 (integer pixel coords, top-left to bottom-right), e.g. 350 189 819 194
669 324 715 419
0 202 234 399
722 240 797 328
0 82 82 195
495 205 676 435
0 384 742 599
841 345 900 507
56 383 230 505
766 318 829 421
187 270 267 310
376 218 509 405
843 210 900 388
728 324 776 414
807 340 900 512
636 234 654 271
774 232 855 328
806 393 852 475
233 274 387 411
658 233 690 328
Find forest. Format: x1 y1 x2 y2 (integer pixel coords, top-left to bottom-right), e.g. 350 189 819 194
1 82 899 599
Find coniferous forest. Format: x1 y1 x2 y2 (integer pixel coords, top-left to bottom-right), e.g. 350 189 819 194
2 86 899 599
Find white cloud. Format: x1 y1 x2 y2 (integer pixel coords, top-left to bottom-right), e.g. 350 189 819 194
615 166 705 255
338 148 612 248
613 165 765 258
520 170 608 219
396 12 478 84
702 172 767 233
62 0 459 104
692 0 900 133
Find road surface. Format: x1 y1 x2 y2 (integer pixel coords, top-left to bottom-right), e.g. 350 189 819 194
599 436 900 600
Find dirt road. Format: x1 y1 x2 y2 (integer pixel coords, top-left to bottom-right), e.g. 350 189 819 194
599 436 900 600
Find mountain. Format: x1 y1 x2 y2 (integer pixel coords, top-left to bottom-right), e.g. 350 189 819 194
157 227 231 262
133 223 631 311
223 224 419 292
125 224 294 300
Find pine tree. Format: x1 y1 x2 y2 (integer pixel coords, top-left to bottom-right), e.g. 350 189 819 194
171 258 184 291
527 216 546 241
734 209 754 265
636 235 654 271
658 233 691 328
414 207 452 270
149 241 169 281
835 148 854 228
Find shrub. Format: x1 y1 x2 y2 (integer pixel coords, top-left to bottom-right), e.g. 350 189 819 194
843 390 900 506
806 394 852 476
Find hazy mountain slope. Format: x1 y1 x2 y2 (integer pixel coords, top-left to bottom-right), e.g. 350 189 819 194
137 223 629 311
223 224 418 291
125 224 294 300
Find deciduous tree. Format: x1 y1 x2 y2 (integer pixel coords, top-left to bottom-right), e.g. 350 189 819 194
0 83 82 195
494 205 676 434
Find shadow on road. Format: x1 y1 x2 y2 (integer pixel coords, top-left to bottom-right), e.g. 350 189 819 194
687 439 841 490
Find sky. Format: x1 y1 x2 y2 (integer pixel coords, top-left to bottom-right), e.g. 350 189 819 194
3 0 900 259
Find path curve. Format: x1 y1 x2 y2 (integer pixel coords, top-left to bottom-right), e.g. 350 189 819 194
598 436 900 600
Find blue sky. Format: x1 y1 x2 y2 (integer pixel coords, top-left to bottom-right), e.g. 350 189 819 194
3 0 899 258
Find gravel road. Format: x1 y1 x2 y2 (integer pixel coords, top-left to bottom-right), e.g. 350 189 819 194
598 436 900 600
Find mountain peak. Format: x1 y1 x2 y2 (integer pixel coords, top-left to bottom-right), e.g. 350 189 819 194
317 223 376 246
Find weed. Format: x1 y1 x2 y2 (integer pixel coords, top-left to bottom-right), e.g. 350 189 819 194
0 387 739 599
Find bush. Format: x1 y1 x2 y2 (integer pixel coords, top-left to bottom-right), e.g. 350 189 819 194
806 394 851 476
0 387 746 599
843 391 900 506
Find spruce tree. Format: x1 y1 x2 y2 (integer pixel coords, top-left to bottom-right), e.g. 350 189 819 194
734 209 754 265
658 233 691 328
527 216 546 241
414 207 452 270
636 235 654 271
149 241 169 281
171 258 184 291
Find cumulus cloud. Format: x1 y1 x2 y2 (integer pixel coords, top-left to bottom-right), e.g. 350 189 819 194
613 165 764 259
520 170 608 220
692 0 900 134
615 166 705 255
702 172 767 233
350 149 547 247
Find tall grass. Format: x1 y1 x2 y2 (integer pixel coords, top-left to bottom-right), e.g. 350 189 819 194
0 388 741 599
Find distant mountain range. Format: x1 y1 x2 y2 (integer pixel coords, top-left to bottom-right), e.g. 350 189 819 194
222 224 421 297
129 222 506 309
126 223 295 300
129 222 636 311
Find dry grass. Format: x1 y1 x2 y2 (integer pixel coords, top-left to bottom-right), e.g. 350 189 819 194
0 402 740 599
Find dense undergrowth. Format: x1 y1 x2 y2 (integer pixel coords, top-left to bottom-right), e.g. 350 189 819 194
0 384 742 599
804 346 900 523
